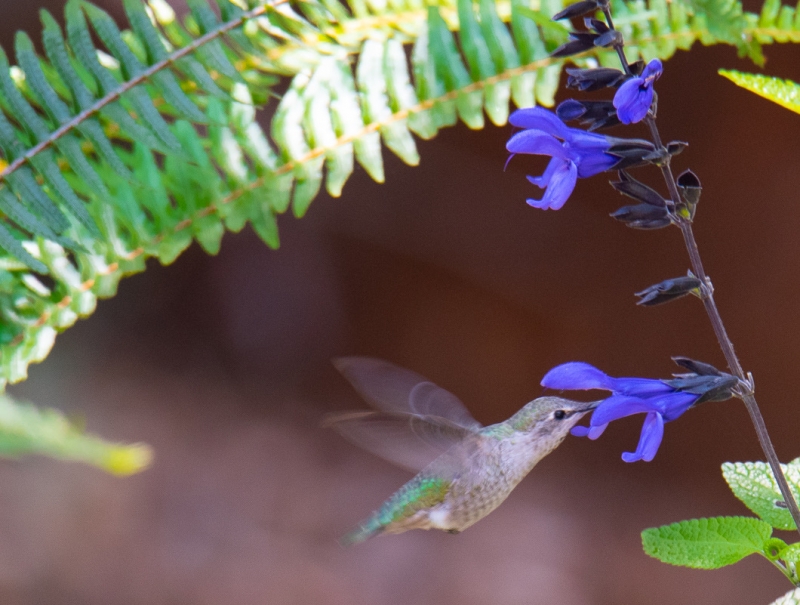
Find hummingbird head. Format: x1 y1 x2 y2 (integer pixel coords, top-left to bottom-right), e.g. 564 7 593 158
508 396 599 444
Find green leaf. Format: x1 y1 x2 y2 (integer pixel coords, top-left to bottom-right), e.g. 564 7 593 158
0 224 47 273
0 392 152 475
642 516 774 568
780 542 800 563
722 459 800 530
83 1 207 123
719 70 800 114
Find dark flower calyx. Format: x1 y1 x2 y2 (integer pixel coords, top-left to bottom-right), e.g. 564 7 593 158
556 100 619 130
584 17 610 33
610 203 670 229
664 358 738 405
566 67 627 91
611 170 667 207
677 170 701 204
552 0 609 21
671 357 723 377
594 29 623 47
552 32 599 57
606 138 657 170
635 274 702 306
628 60 645 76
667 141 688 156
664 361 738 404
676 169 701 219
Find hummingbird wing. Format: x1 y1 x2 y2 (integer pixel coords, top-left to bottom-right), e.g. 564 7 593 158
325 410 477 472
333 357 483 431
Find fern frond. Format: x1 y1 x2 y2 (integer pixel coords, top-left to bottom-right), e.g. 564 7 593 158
0 391 151 474
0 0 797 469
719 69 800 113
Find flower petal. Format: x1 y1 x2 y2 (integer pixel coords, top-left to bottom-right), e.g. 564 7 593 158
507 130 568 158
608 377 673 397
541 361 616 391
621 412 664 462
613 77 653 124
542 160 578 210
587 423 608 439
564 129 610 150
650 391 698 421
642 58 663 80
526 157 562 188
571 425 591 437
576 151 618 178
509 107 570 138
591 395 657 426
571 422 608 439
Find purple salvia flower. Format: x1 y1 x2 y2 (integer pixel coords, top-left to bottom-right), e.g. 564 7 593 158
541 361 712 462
613 59 663 124
506 108 618 210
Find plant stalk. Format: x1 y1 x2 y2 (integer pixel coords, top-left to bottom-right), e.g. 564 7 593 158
644 116 800 537
602 5 800 537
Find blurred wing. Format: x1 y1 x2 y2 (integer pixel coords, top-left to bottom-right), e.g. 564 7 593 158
333 357 483 431
325 411 476 472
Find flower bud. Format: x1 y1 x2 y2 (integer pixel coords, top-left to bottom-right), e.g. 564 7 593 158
610 203 670 229
552 0 606 21
566 67 627 91
556 100 619 130
676 169 702 219
635 275 701 306
551 32 599 57
611 170 667 207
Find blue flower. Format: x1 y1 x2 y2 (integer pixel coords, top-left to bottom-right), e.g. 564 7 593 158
506 107 618 210
613 59 663 124
541 361 708 462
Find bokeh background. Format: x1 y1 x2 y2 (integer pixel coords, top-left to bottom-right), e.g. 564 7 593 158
2 0 800 603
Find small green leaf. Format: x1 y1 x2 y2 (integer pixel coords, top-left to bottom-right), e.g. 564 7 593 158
642 516 773 569
427 6 483 129
722 460 800 530
719 70 800 114
185 0 240 80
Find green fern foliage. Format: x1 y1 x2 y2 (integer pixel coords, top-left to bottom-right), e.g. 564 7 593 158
0 391 152 474
719 69 800 113
0 0 796 470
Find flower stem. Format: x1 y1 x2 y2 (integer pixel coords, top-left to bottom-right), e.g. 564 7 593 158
642 114 800 537
599 5 800 537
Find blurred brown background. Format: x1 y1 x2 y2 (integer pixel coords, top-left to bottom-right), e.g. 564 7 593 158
3 0 800 603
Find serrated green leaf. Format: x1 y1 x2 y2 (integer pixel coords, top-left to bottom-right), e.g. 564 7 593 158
719 70 800 114
722 460 800 530
780 542 800 563
642 516 773 569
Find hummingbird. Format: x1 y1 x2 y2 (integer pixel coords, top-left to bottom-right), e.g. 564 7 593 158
327 357 598 545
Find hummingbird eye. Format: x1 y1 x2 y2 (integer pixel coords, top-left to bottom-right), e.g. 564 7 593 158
553 410 567 420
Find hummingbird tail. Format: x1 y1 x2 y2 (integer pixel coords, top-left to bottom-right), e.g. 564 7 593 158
340 517 384 546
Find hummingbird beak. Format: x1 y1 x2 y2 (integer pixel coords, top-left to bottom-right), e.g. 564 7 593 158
579 400 603 413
